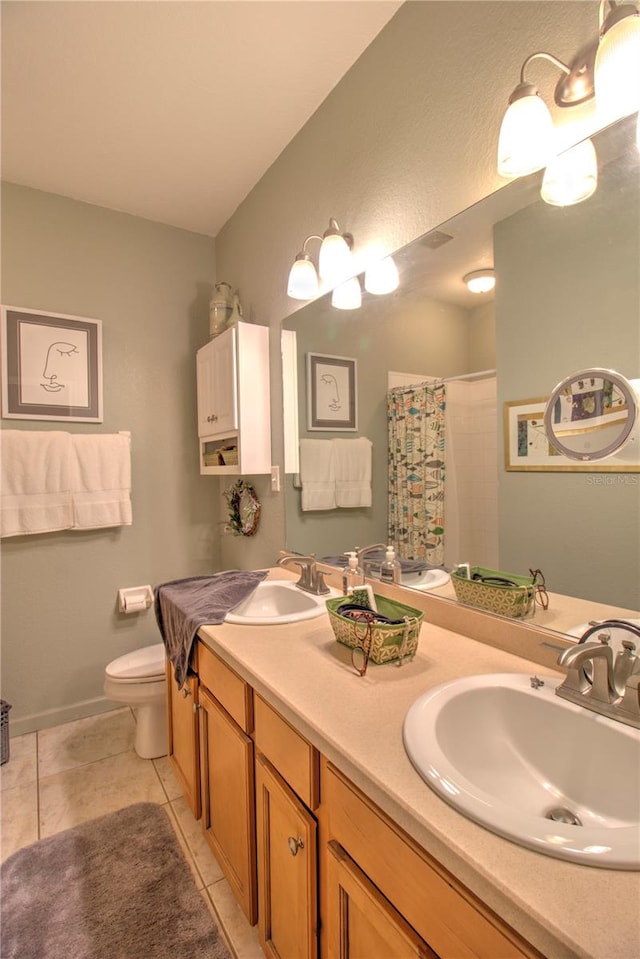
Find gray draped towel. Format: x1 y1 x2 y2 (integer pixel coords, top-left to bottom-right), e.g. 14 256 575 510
154 570 268 687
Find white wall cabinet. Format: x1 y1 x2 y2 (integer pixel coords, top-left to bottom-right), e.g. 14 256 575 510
196 323 271 475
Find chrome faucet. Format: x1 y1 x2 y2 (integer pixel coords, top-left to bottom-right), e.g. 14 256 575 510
556 620 640 728
277 553 330 595
356 543 387 578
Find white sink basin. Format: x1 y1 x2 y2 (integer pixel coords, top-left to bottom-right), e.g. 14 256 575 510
400 568 450 591
225 580 337 625
403 673 640 869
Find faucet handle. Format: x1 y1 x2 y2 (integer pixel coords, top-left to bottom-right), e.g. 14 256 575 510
313 569 330 595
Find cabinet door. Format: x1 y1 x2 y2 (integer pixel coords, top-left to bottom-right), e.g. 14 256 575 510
199 684 257 924
325 840 437 959
165 662 201 819
255 752 318 959
196 330 237 437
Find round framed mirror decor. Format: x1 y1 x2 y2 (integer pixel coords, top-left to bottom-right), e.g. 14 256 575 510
543 369 639 462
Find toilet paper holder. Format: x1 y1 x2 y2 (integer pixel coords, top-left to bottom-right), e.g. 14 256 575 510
118 585 154 614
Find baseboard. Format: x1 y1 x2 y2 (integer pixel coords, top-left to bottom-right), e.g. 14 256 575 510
9 696 122 738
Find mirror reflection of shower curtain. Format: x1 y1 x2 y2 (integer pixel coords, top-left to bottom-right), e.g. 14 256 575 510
387 381 446 564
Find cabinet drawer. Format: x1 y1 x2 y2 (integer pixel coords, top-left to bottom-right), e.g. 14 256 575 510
254 695 319 810
321 759 543 959
197 642 253 733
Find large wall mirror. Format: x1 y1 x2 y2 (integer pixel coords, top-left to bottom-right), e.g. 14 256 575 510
282 114 640 633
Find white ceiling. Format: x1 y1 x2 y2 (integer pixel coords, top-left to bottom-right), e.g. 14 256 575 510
1 1 402 236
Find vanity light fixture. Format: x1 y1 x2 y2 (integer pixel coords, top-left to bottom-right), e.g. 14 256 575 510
541 137 598 206
331 276 362 310
497 1 640 180
463 269 496 294
287 218 354 300
364 254 400 295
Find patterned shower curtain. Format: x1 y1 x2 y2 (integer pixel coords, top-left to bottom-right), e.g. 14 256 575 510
387 381 446 564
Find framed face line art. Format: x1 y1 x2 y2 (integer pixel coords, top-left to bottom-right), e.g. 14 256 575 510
1 306 103 422
306 352 357 431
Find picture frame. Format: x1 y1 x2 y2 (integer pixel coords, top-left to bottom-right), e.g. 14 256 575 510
306 352 357 431
504 397 639 472
1 306 103 422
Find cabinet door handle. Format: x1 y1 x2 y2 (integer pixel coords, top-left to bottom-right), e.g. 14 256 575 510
287 836 304 856
181 687 192 699
207 414 218 423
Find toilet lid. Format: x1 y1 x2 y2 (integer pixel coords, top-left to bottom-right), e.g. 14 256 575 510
106 643 166 680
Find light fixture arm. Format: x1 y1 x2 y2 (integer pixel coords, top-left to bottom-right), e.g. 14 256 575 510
519 51 571 87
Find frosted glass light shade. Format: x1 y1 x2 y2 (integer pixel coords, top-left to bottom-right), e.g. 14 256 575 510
331 277 362 310
541 138 598 207
497 93 554 178
595 11 640 122
287 256 319 300
463 269 496 294
364 255 400 295
318 232 353 284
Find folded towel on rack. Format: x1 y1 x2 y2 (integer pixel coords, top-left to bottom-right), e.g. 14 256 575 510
70 433 132 529
299 439 336 511
333 437 372 508
0 431 73 537
154 570 268 687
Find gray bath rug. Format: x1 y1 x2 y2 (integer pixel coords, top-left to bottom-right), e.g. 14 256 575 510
0 802 232 959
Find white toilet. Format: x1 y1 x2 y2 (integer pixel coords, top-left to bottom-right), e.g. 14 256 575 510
104 644 167 759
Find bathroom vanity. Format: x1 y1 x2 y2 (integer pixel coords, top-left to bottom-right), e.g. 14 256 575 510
165 567 639 959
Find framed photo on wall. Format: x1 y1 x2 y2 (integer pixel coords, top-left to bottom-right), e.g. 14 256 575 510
1 306 103 422
306 352 357 431
504 397 639 471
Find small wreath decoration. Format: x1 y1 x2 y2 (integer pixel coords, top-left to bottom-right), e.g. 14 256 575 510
223 480 261 537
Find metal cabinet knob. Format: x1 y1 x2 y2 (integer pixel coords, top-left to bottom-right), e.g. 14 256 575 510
287 836 304 856
181 687 192 699
207 414 218 423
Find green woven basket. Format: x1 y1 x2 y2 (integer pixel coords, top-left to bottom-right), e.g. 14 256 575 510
450 566 535 618
326 595 424 665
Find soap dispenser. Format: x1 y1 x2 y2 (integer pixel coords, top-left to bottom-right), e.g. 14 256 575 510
343 551 364 595
380 546 402 584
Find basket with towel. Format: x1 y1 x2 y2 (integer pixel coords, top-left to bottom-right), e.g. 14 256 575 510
326 594 423 669
450 566 538 618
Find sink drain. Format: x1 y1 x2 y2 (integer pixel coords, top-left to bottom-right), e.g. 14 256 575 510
545 806 583 826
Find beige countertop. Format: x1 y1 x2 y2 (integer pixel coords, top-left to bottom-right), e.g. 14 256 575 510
199 568 640 959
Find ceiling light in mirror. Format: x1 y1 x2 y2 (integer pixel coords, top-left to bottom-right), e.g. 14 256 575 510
364 254 400 295
463 268 496 294
541 137 598 206
331 276 362 310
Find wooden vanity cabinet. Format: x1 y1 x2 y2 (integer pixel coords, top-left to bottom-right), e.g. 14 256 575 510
325 840 437 959
254 694 320 959
320 759 544 959
198 643 257 924
165 661 201 819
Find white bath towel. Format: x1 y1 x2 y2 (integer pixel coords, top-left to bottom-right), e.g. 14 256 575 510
0 430 73 536
70 433 132 529
333 437 372 508
299 439 336 511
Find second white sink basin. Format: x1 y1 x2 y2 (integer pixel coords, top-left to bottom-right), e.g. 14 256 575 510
225 580 337 625
400 568 450 591
403 673 640 869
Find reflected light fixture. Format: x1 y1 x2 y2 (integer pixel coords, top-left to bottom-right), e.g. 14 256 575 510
541 137 598 206
463 269 496 294
331 276 362 310
287 218 354 300
364 254 400 295
497 1 640 181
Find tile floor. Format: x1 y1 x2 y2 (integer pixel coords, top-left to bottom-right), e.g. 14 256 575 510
0 706 263 959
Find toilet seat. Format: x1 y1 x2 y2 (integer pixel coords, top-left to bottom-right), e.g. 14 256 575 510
105 643 166 684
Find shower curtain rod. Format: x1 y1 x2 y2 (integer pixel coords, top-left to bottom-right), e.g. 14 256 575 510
442 368 496 383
